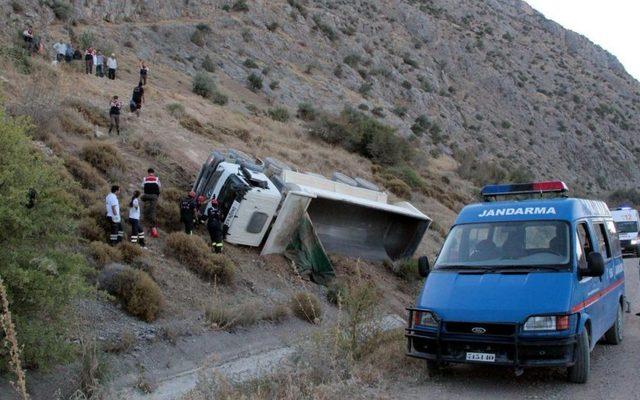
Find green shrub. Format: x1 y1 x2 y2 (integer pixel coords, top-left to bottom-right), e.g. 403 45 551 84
78 218 105 242
89 241 122 266
156 188 182 231
78 31 95 50
231 0 249 11
247 73 263 91
266 22 279 32
192 72 216 98
269 80 280 90
166 103 185 119
64 155 106 190
326 281 348 306
115 268 164 322
392 106 408 117
313 15 337 41
310 107 411 166
64 98 110 127
290 292 322 323
196 23 212 33
411 114 430 136
379 175 411 198
371 107 385 118
358 82 373 97
0 110 90 369
211 91 229 106
501 120 512 129
343 53 361 67
391 259 419 281
401 80 412 90
287 0 308 17
243 58 259 69
268 107 290 122
201 55 216 72
297 103 317 121
80 142 125 174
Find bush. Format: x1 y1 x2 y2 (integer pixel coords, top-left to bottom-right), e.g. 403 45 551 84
165 232 236 283
290 292 322 323
231 0 249 11
118 242 143 264
166 103 185 119
0 111 92 368
371 107 385 118
192 72 217 98
310 107 411 166
411 115 430 136
326 281 348 306
392 106 408 117
156 188 182 231
78 31 95 50
391 259 419 281
247 73 263 91
266 22 279 32
64 98 109 127
115 268 164 322
269 80 280 90
297 103 317 121
243 58 259 69
80 142 125 175
89 241 123 266
268 107 290 122
379 175 412 198
201 55 216 72
191 29 206 47
313 15 337 41
49 0 73 21
343 53 361 67
211 91 229 106
402 53 419 68
79 218 105 242
206 301 259 331
64 155 106 190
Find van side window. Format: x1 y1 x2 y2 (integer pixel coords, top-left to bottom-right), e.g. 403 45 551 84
576 223 592 270
606 220 622 256
594 223 612 259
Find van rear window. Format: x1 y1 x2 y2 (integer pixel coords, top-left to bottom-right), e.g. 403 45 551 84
614 221 638 233
436 220 570 269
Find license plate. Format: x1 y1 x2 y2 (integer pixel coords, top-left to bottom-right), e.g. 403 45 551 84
465 352 496 362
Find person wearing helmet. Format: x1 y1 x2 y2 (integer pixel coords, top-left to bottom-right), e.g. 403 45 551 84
206 203 223 254
180 191 198 235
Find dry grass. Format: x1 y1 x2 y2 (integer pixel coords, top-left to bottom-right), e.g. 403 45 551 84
156 188 183 231
165 233 236 284
64 155 106 190
205 301 289 331
290 292 322 324
60 109 93 135
76 338 108 400
103 329 136 354
80 142 125 174
64 98 110 127
78 218 105 242
89 241 123 266
117 241 144 264
114 268 164 322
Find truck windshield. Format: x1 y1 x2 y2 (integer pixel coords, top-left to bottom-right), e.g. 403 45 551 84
435 220 570 269
615 221 638 233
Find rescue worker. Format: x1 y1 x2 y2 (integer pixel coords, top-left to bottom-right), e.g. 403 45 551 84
105 185 123 245
206 203 224 253
128 190 145 248
108 95 123 135
131 81 145 117
180 191 198 235
141 168 161 238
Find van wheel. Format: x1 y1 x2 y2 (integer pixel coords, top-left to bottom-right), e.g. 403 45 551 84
425 360 441 377
567 330 590 383
604 303 624 345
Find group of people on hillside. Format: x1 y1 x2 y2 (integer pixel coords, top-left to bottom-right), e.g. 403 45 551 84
51 39 119 79
107 61 149 134
105 169 224 253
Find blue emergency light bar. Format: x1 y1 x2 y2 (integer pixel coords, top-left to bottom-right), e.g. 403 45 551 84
481 181 569 198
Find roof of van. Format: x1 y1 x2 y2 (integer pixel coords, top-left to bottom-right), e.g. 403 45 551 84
455 197 611 225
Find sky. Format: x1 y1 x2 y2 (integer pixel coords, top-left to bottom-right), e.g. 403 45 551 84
524 0 640 81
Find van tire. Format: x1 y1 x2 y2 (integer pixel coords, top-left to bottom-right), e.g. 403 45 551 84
604 303 623 345
425 360 440 377
567 330 590 383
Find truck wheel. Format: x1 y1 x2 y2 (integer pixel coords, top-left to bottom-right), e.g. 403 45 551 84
567 330 590 383
425 360 441 377
604 303 624 345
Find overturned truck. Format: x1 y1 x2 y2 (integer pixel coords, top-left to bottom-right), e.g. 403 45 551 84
193 150 430 281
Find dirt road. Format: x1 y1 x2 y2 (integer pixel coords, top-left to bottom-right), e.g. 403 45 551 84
396 258 640 400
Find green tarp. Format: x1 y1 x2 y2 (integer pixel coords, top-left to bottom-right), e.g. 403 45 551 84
285 214 335 285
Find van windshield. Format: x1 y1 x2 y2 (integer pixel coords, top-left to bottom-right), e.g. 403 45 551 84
615 221 638 233
435 220 570 269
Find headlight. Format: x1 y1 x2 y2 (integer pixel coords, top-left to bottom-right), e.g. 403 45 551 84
413 311 439 328
631 239 639 245
524 315 569 331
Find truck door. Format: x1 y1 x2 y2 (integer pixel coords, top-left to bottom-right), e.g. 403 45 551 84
575 221 602 343
594 221 618 331
590 221 614 341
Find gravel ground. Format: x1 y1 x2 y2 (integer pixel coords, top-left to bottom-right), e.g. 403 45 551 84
395 258 640 400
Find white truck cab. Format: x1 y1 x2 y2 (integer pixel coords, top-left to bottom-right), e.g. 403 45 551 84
611 207 640 256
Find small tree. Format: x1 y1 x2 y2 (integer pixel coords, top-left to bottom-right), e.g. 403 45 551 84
247 73 263 91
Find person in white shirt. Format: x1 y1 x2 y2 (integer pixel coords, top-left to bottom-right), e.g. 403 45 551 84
105 185 123 245
128 190 146 248
107 54 118 80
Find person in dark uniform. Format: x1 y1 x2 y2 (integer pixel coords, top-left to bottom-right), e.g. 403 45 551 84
180 191 197 235
206 204 223 253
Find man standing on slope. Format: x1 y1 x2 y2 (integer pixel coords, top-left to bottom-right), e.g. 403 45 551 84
141 168 161 238
179 191 198 235
107 53 118 80
105 185 123 245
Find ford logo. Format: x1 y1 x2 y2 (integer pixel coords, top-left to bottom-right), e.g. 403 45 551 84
471 327 486 334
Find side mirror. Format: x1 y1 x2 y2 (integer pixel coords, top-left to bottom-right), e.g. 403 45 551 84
418 256 430 278
584 252 605 277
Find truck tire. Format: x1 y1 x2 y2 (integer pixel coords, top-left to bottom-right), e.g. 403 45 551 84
567 330 590 383
604 303 624 345
425 360 441 377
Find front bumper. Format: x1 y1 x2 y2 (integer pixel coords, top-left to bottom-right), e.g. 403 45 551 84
405 309 577 368
619 240 638 254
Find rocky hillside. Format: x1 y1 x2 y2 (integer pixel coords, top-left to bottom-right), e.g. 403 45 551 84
6 0 640 194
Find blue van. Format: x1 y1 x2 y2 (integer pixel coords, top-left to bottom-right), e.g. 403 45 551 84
406 181 625 383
